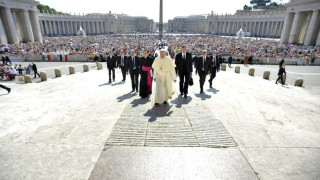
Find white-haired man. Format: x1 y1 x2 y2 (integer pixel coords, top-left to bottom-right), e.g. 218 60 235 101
152 49 176 106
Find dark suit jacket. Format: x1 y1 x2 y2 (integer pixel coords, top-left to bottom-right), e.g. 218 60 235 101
32 64 37 71
175 52 193 76
209 56 221 73
117 55 128 71
106 56 117 69
196 56 211 75
278 67 286 75
128 56 140 74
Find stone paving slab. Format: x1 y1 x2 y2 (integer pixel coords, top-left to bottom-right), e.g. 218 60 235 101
106 96 236 148
89 146 259 180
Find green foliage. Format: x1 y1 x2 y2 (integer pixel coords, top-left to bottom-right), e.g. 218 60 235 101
37 4 69 15
243 4 253 11
244 0 283 10
250 0 271 8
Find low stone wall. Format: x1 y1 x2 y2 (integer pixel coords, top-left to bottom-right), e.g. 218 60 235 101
8 54 320 65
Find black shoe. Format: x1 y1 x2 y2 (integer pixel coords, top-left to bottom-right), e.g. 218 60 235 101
200 90 204 94
132 89 135 92
113 80 115 82
7 88 11 94
210 85 212 88
136 89 139 92
163 101 168 104
180 93 183 96
275 82 278 84
184 94 187 98
154 103 159 106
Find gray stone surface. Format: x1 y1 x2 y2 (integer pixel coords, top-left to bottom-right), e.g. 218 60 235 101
295 78 303 86
24 75 32 83
263 71 270 79
40 71 47 81
1 63 319 180
83 64 89 72
249 68 255 76
54 68 61 77
69 66 75 74
106 97 236 148
235 66 240 73
89 147 258 180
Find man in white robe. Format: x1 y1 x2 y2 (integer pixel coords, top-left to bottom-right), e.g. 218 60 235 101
152 50 176 106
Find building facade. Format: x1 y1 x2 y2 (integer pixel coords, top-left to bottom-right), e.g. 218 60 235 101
168 0 320 46
38 12 154 36
0 0 153 44
280 0 320 46
0 0 42 44
168 9 286 39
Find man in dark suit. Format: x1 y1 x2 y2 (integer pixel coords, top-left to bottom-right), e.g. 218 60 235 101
196 50 211 93
32 61 40 78
127 50 140 92
175 45 193 98
208 50 220 88
117 50 128 82
106 51 117 83
276 64 286 85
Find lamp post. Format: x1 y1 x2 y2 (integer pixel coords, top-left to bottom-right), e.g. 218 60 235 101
159 0 163 40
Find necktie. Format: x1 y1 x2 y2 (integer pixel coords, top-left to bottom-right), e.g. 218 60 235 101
203 57 205 70
121 56 124 66
132 57 135 69
183 54 186 60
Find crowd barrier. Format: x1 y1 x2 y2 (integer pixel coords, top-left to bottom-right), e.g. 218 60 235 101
6 54 320 66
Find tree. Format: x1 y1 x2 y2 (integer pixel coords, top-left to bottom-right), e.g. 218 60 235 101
250 0 271 9
37 4 68 15
249 0 284 9
243 4 253 11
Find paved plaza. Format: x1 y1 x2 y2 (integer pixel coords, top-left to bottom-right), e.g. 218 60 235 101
0 63 320 180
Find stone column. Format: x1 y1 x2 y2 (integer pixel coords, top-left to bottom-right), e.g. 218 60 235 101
67 21 70 35
113 21 117 33
4 7 19 44
289 11 302 43
96 22 100 34
274 21 279 37
62 21 65 35
261 22 266 36
100 22 104 33
304 10 319 46
93 22 97 33
223 21 227 34
269 21 274 36
20 10 34 42
49 21 54 35
54 21 58 35
74 22 77 34
57 21 61 35
29 10 44 42
278 21 284 37
256 22 260 36
280 13 294 43
316 30 320 45
44 21 48 35
0 17 8 44
265 22 270 36
39 20 44 36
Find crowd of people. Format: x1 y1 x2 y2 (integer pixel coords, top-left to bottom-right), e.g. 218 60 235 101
1 35 319 60
1 54 35 81
1 34 319 97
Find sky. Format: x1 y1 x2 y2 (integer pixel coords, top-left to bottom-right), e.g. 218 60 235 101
38 0 289 22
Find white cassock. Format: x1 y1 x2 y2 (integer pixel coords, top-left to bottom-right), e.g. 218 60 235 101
152 56 176 104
